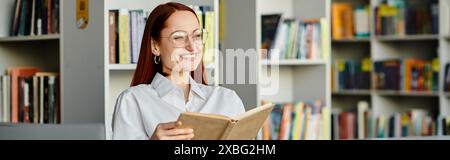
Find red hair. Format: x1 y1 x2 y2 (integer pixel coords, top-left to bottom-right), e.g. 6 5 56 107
131 2 208 86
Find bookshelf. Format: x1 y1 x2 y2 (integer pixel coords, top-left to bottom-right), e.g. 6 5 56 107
0 0 106 139
332 90 372 96
375 90 440 97
375 34 440 41
253 0 331 139
331 0 450 139
261 59 328 66
332 37 371 43
0 34 60 42
108 64 137 71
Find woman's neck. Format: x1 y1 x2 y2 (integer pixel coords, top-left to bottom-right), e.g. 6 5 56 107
165 71 191 103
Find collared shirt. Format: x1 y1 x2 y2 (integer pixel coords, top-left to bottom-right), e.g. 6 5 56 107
112 73 246 140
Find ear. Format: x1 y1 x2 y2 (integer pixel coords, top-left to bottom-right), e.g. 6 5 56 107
151 38 160 56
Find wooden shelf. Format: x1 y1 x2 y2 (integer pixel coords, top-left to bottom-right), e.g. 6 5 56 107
375 34 439 42
261 59 327 66
375 90 440 97
332 90 372 96
332 37 371 43
0 123 60 127
109 64 136 71
0 34 60 42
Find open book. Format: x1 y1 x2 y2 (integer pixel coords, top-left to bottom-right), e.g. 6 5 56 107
177 103 275 140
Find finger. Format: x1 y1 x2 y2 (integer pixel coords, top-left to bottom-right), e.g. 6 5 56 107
171 48 187 63
164 133 195 140
159 121 182 130
162 128 194 136
183 133 195 140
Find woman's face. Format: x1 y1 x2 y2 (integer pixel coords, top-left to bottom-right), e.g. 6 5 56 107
155 11 203 74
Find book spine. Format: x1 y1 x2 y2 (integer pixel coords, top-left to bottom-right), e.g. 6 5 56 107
131 11 139 64
109 11 117 64
47 0 52 34
219 121 237 140
39 76 44 123
33 76 38 123
118 9 130 64
48 76 55 123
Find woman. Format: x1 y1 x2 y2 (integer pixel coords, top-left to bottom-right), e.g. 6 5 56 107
112 2 245 140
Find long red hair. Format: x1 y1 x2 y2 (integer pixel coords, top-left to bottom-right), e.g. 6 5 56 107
131 2 208 86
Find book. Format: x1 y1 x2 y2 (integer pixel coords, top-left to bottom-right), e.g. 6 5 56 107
261 14 282 58
11 0 22 36
2 76 11 123
332 2 354 39
354 6 370 38
177 103 275 140
8 67 39 123
260 100 327 140
269 18 327 60
334 58 371 91
375 1 437 36
109 11 118 64
118 9 130 64
445 63 450 92
333 106 441 139
374 58 439 92
9 0 59 36
357 101 369 139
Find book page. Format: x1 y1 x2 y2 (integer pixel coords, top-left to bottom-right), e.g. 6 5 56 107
224 103 275 140
177 112 231 140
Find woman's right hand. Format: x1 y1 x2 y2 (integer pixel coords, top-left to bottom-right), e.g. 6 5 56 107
150 121 195 140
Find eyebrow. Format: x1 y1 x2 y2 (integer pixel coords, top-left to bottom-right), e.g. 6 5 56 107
170 28 201 34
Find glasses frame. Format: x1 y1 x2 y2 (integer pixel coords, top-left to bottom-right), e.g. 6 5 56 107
160 28 209 48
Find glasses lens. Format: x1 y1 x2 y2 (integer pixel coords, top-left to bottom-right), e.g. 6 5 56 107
169 29 208 47
170 31 188 47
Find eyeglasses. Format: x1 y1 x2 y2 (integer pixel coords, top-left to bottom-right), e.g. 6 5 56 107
161 29 208 48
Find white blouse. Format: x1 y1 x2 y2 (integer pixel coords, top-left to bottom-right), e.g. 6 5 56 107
112 73 246 140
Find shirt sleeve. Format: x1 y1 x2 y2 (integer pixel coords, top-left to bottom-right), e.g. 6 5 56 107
112 90 148 140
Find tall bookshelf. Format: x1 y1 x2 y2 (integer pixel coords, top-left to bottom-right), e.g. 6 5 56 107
0 0 106 139
331 0 450 139
219 0 332 139
258 0 331 109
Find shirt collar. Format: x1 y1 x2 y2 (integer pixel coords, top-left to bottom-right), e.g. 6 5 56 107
151 72 206 100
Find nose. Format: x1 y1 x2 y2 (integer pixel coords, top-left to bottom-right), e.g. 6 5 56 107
185 36 197 52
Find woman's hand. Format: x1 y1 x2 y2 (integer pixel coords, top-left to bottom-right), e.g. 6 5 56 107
150 121 194 140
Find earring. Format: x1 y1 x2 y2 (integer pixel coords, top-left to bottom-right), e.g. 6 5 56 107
154 55 160 64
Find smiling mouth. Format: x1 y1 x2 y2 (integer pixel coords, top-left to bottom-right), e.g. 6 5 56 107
182 54 195 58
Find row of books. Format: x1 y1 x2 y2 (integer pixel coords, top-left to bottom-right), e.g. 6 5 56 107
10 0 60 37
109 9 148 64
109 6 216 65
374 58 439 92
0 67 59 124
333 101 449 140
375 0 439 36
260 100 330 140
332 3 370 39
193 6 216 65
261 16 330 60
445 63 450 92
332 58 372 91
